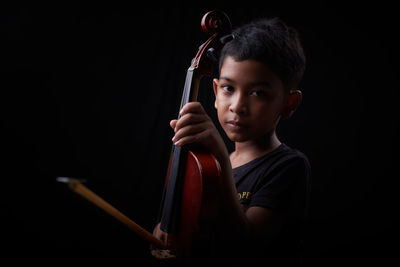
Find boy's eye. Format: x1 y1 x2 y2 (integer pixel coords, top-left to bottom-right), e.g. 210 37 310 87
221 85 234 92
250 89 266 97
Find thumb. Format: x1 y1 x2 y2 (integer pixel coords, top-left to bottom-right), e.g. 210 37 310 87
170 119 178 130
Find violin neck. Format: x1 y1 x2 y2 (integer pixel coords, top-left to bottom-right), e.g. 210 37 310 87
159 65 201 233
179 66 201 116
160 144 186 233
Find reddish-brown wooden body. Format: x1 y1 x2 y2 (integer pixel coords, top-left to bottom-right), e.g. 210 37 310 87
167 150 221 259
166 149 222 258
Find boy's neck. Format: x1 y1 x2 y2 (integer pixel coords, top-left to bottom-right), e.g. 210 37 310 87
230 132 281 168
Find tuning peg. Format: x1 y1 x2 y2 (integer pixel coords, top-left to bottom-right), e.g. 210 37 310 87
207 48 219 62
220 34 234 44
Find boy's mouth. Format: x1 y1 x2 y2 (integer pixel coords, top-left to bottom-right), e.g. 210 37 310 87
226 120 245 131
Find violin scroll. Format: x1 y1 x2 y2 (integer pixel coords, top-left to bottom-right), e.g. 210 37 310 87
192 10 233 76
201 10 231 35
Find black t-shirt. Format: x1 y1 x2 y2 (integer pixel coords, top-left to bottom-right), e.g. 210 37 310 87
191 143 311 266
228 143 311 266
234 143 311 220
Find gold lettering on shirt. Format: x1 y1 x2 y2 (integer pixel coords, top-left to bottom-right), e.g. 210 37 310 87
237 191 251 200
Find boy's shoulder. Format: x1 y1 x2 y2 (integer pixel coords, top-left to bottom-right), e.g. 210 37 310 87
265 143 311 177
278 143 310 166
274 143 308 159
235 143 309 172
233 143 310 187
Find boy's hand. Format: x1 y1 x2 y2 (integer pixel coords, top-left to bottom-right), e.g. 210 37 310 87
152 222 167 247
171 102 228 163
150 223 176 259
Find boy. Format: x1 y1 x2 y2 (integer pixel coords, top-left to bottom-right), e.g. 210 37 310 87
153 17 311 266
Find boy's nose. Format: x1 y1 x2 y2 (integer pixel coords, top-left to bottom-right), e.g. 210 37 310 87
229 93 248 115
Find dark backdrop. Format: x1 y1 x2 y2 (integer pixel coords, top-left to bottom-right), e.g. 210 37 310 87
1 1 398 266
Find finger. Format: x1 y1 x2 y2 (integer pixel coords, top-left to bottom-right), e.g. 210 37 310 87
172 123 208 144
173 135 200 147
174 126 214 147
173 129 213 147
150 232 168 251
175 113 208 131
170 119 178 130
179 102 206 116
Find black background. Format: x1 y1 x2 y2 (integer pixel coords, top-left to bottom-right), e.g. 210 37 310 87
1 1 399 266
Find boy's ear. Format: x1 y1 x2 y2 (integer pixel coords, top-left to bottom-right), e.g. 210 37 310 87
213 78 219 109
281 89 302 119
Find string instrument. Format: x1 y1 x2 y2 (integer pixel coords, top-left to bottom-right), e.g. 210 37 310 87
57 9 233 263
157 9 232 261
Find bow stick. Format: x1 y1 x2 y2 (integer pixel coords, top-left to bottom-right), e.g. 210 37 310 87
56 177 167 250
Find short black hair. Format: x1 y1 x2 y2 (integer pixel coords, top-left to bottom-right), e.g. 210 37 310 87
219 17 306 91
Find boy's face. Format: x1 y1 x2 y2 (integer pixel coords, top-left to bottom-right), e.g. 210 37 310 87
213 56 287 143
